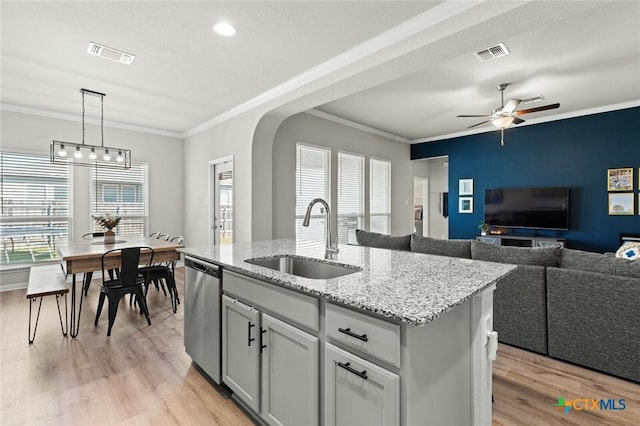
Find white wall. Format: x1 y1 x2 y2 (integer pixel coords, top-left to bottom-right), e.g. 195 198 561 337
272 112 413 238
0 110 185 239
427 157 449 239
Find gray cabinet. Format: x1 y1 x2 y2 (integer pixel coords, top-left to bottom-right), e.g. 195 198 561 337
324 343 399 426
261 313 319 426
222 295 261 412
222 271 320 425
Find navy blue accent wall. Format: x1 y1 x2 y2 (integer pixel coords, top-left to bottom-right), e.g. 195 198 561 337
411 107 640 253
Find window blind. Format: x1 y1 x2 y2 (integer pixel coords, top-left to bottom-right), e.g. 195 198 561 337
337 152 364 244
370 158 391 234
90 163 148 236
0 151 71 264
296 144 329 243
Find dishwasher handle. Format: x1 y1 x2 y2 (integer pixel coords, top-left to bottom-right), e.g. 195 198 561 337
185 257 220 277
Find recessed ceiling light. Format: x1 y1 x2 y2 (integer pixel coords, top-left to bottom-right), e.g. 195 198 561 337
213 22 236 37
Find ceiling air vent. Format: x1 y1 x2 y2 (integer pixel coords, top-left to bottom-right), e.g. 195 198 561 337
474 43 510 62
87 42 135 65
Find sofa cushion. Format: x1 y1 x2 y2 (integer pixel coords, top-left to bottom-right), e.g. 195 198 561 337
355 229 411 251
411 235 471 259
560 248 640 279
470 240 560 267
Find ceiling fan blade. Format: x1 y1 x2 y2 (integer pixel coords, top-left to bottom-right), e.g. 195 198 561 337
467 119 494 129
457 114 493 118
516 103 560 115
512 117 525 125
502 99 522 114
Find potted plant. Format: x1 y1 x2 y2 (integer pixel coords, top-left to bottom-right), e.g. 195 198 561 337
478 221 490 236
91 213 121 243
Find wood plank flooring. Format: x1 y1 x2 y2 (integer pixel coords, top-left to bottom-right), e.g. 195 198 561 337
1 267 638 425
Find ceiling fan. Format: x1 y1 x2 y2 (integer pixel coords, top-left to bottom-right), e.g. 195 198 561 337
457 83 560 145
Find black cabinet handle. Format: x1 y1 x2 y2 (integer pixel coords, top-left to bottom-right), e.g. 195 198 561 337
338 327 368 342
260 328 267 353
248 322 255 346
337 361 368 380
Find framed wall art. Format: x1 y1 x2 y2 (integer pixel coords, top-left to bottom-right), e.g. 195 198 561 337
459 197 473 214
459 178 473 196
607 168 633 191
608 193 634 215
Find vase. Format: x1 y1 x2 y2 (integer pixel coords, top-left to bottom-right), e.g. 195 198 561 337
104 230 116 244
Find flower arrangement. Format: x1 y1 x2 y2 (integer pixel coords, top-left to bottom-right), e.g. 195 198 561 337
91 213 121 231
478 221 490 235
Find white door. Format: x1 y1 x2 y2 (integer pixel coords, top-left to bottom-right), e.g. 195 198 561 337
261 313 319 426
222 295 260 412
210 158 234 245
324 343 399 426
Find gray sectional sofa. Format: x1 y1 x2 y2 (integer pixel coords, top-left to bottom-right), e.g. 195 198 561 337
354 229 640 383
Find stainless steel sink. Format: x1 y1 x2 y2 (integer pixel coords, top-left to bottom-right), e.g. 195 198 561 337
244 255 361 279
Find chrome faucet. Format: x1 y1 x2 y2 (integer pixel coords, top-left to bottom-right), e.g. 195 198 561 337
302 198 339 259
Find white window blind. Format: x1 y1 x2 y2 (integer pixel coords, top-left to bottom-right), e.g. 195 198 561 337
337 152 364 244
0 151 71 264
370 158 391 234
295 144 329 245
90 163 148 236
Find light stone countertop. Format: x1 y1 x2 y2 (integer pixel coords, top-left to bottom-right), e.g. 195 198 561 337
179 239 516 326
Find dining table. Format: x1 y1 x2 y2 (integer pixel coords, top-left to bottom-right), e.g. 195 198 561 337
57 236 183 337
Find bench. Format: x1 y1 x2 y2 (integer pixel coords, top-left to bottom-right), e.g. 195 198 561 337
27 264 70 343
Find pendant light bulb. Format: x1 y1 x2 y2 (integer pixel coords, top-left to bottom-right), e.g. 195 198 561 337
74 146 83 159
89 147 97 160
58 144 67 157
116 150 124 163
103 149 111 161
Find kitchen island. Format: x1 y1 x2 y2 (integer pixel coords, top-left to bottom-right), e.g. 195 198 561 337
180 239 515 426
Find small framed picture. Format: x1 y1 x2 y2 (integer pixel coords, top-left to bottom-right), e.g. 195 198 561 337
608 193 634 215
459 178 473 196
607 168 633 191
459 197 473 214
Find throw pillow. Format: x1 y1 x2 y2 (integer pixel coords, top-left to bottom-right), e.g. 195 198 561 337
355 229 411 251
616 242 640 260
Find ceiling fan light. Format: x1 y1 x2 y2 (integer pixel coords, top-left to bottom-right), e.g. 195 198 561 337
491 116 515 129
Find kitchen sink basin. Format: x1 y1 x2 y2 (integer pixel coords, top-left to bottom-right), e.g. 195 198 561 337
244 255 361 279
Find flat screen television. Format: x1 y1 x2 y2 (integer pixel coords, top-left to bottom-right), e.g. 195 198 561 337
484 187 569 230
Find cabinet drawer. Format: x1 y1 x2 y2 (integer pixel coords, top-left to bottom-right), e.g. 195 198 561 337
224 270 320 332
326 303 401 368
324 343 399 426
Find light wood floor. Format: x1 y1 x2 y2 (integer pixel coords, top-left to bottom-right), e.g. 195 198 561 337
1 268 638 425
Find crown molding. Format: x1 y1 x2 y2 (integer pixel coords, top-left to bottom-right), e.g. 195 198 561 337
184 0 525 138
0 103 183 139
410 100 640 144
305 109 410 143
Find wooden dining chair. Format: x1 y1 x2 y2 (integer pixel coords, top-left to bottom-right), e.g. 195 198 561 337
95 246 154 336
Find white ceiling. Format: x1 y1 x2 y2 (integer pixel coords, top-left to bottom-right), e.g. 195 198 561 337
2 1 639 142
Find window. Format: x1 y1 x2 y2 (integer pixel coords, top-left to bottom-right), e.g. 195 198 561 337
90 163 148 236
337 152 364 244
295 144 329 244
0 151 71 264
370 158 391 234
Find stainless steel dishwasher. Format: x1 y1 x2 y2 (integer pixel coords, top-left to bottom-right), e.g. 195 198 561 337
184 256 221 384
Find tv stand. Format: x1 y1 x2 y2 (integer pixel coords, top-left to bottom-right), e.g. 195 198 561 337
477 234 565 248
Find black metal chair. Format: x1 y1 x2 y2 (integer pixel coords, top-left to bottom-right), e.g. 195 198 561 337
81 232 112 296
138 236 182 313
94 246 154 336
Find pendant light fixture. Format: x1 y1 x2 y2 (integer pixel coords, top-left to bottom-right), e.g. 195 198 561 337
50 89 131 169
